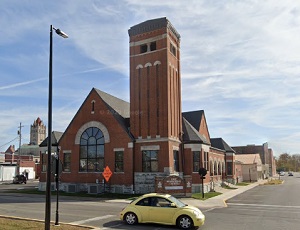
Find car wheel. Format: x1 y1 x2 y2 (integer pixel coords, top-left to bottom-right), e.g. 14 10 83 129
124 212 138 225
177 215 194 229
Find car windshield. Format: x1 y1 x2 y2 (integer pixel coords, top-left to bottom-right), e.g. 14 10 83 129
168 195 187 207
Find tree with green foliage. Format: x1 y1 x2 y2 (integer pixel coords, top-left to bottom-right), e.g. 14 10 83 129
276 153 300 172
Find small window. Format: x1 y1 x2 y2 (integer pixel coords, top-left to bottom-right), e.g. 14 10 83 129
140 44 147 53
91 101 95 113
115 151 124 172
173 150 179 172
42 153 47 172
170 43 176 57
193 151 200 172
150 42 156 51
227 162 233 175
63 152 71 172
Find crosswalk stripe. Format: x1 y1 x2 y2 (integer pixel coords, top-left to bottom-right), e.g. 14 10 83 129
227 203 300 209
70 215 115 225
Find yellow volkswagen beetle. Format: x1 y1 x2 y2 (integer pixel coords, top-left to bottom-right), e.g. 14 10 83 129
120 193 205 229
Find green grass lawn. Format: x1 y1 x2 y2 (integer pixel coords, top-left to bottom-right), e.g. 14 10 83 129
192 191 222 200
221 185 238 189
236 182 250 186
0 217 91 230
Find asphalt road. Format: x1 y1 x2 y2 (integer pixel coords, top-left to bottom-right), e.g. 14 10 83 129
1 174 300 229
201 172 300 230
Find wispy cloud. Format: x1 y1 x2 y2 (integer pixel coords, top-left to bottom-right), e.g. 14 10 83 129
0 78 45 91
0 0 300 155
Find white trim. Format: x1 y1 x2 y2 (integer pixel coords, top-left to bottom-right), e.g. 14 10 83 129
173 146 179 151
136 64 143 69
75 121 110 144
141 145 160 151
114 148 124 152
144 62 152 67
184 143 210 152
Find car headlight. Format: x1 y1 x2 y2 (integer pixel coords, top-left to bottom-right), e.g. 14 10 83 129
193 210 202 218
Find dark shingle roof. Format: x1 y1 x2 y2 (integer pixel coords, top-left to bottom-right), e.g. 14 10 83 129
94 88 133 140
210 138 235 153
94 88 130 118
182 110 204 131
39 131 63 147
128 17 180 39
182 117 209 144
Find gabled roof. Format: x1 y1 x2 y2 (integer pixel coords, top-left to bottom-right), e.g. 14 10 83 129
182 110 204 131
94 88 133 140
58 88 133 144
182 117 210 144
94 88 130 118
210 138 235 153
235 153 262 165
182 110 211 144
5 145 15 154
39 131 63 147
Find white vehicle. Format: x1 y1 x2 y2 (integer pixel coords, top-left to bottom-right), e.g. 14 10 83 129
279 171 285 176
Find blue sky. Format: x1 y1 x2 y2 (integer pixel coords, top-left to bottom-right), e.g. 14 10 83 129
1 0 300 157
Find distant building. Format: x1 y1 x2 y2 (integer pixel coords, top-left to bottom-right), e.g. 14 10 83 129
235 154 263 182
30 117 46 145
3 118 47 180
232 142 276 177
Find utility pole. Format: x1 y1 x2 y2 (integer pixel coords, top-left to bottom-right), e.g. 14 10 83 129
17 122 24 175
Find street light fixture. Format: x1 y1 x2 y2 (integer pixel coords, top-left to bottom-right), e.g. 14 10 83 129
45 25 68 230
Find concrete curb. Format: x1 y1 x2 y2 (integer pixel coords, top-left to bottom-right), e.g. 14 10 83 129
180 180 265 209
0 214 95 229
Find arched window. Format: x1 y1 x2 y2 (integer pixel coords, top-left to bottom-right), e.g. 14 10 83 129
79 127 104 172
218 162 221 175
214 162 217 175
210 161 213 176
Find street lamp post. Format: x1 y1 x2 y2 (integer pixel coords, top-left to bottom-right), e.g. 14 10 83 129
45 25 68 230
55 146 60 226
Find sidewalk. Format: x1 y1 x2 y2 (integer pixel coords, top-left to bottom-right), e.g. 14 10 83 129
180 180 266 209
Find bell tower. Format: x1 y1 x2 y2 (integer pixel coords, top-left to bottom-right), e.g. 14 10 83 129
128 17 182 175
128 17 182 140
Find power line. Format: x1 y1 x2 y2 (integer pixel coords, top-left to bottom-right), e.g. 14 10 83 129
0 136 19 149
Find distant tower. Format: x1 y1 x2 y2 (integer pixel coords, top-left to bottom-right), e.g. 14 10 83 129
128 17 182 174
30 117 46 145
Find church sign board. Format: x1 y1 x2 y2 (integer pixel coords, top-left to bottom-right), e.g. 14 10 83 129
155 175 192 197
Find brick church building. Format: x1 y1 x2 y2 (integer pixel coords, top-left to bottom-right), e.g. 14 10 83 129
39 17 233 196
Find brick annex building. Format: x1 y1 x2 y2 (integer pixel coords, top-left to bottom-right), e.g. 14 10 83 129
39 18 241 196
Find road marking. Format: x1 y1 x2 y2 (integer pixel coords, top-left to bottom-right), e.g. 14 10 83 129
227 203 300 209
203 208 216 212
225 207 300 214
70 215 115 225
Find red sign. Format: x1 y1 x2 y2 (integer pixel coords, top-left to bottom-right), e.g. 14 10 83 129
102 166 113 182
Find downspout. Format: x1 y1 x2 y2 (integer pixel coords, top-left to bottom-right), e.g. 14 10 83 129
179 132 184 175
132 139 136 194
